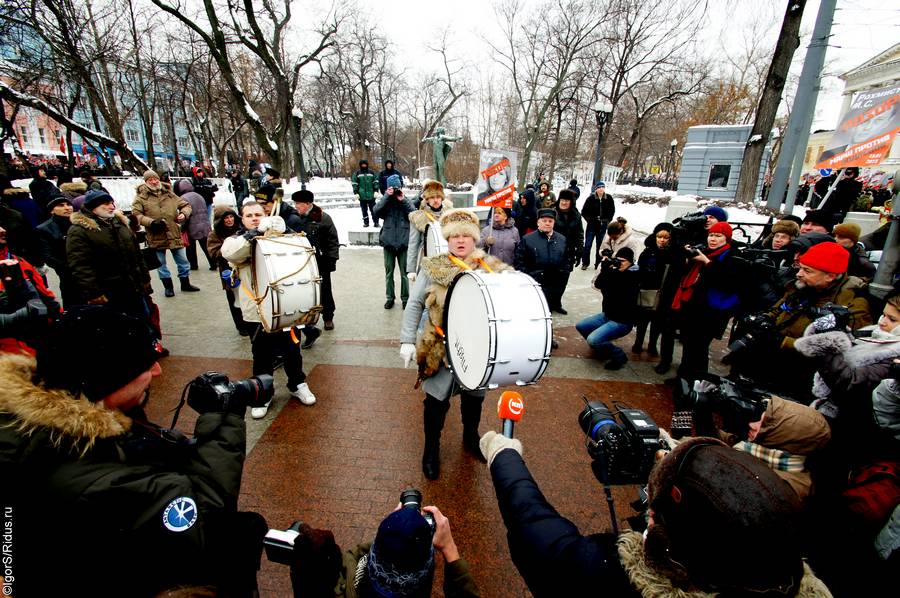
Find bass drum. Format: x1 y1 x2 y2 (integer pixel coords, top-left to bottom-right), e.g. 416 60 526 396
424 223 448 257
443 270 552 390
251 234 322 332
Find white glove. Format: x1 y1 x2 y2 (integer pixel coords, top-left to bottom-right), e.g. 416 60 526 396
354 194 360 201
407 272 417 282
480 431 523 466
258 215 286 234
400 343 416 369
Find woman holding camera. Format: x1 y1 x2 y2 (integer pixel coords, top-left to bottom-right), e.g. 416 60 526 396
672 222 742 382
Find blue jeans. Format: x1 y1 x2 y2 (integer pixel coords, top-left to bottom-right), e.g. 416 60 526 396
157 247 191 279
575 312 632 362
582 225 608 266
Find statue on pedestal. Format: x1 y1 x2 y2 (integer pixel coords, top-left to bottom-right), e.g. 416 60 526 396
422 127 461 185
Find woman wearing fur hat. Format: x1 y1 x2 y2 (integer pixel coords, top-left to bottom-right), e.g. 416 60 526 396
400 208 512 479
478 431 832 596
207 205 252 336
406 180 453 281
132 170 199 297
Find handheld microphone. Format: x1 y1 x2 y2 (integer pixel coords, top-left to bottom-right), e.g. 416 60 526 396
497 391 525 438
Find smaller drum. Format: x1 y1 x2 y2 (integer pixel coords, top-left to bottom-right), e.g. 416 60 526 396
424 223 448 257
251 234 321 332
443 271 552 390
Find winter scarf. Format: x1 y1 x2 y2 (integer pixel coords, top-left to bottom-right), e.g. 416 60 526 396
672 244 730 310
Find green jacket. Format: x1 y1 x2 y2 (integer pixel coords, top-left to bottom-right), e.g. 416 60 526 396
0 353 254 596
352 169 378 201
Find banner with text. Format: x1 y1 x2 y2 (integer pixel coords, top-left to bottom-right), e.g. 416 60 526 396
476 149 517 208
815 83 900 170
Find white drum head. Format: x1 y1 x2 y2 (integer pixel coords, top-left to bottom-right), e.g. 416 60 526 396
252 235 321 331
425 223 448 257
445 272 492 389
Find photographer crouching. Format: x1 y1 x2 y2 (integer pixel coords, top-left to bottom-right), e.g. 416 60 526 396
479 423 833 596
0 306 268 597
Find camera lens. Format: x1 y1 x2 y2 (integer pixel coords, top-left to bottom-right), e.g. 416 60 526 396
230 374 275 408
578 401 617 442
400 488 422 511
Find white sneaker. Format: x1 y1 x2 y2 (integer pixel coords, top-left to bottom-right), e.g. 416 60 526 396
250 401 271 419
292 382 316 405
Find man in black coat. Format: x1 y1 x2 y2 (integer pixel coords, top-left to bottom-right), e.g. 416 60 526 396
515 208 568 314
580 181 615 269
377 159 404 194
292 189 340 343
0 305 266 597
191 166 219 220
36 195 76 306
28 166 63 214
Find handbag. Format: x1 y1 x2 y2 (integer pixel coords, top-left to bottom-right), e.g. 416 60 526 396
638 289 661 309
142 245 161 270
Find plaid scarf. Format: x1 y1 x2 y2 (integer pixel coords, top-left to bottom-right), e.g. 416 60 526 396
733 441 806 472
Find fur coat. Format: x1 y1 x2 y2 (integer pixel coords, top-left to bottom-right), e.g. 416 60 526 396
406 199 453 274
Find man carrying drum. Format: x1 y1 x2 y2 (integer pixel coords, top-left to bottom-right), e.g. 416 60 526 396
399 209 512 480
221 201 317 419
406 180 453 282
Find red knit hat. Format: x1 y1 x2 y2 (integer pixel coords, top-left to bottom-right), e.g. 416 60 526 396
798 241 849 274
708 221 733 241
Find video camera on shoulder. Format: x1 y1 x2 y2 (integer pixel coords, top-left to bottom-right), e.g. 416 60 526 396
672 210 708 248
671 376 769 440
722 312 777 364
578 400 662 486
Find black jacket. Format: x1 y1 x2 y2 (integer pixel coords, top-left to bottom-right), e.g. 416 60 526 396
0 353 262 597
191 176 219 205
295 204 340 271
580 193 615 232
28 176 63 212
489 449 635 596
515 229 568 282
554 207 584 268
36 214 72 284
374 192 414 251
512 189 537 237
596 264 641 324
278 202 304 233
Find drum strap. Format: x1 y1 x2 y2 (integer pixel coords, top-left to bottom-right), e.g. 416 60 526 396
448 255 494 273
426 212 437 223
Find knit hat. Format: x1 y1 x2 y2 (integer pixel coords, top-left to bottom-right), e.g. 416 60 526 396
615 246 635 264
440 208 480 241
83 189 114 209
254 184 277 203
292 189 314 204
702 205 728 222
802 209 833 230
645 438 803 595
771 219 800 238
365 508 435 596
708 221 733 241
652 222 674 235
832 222 861 244
35 305 161 402
798 241 849 274
421 180 444 200
593 181 606 190
537 208 557 220
45 195 72 211
386 174 402 189
359 159 368 167
142 169 159 181
558 189 576 202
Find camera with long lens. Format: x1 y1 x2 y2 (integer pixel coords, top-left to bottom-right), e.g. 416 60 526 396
399 488 436 532
722 312 777 364
186 372 274 414
578 401 662 486
672 210 708 247
672 376 769 440
684 244 704 258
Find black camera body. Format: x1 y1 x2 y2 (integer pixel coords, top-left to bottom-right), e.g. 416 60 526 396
186 371 274 414
723 312 777 364
672 211 708 248
672 376 769 440
579 401 662 486
400 488 436 532
601 257 623 272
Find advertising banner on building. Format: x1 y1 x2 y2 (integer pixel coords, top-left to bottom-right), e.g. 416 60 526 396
815 83 900 170
476 149 517 208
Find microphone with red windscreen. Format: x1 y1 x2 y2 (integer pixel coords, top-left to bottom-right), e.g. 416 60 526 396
497 391 525 438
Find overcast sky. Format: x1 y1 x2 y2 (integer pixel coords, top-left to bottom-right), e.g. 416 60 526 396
361 0 899 130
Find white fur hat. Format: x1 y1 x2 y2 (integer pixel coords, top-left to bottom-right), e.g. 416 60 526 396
439 208 480 242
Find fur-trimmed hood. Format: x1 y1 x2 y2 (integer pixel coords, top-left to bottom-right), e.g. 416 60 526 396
0 353 131 455
409 198 453 233
70 208 129 231
2 186 30 198
617 532 832 598
60 181 88 195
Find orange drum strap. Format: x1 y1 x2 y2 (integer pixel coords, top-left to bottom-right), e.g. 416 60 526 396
448 255 494 273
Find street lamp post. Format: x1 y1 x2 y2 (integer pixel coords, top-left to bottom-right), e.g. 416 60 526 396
668 139 678 190
291 108 307 190
592 100 613 186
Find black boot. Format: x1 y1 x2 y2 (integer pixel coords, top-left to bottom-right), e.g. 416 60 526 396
422 395 450 480
179 277 200 292
162 278 175 297
461 394 486 462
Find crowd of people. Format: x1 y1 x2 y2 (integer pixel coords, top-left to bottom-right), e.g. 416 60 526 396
2 160 898 596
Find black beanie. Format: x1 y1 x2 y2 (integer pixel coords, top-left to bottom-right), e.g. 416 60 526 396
35 306 161 401
615 247 635 263
292 189 314 204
